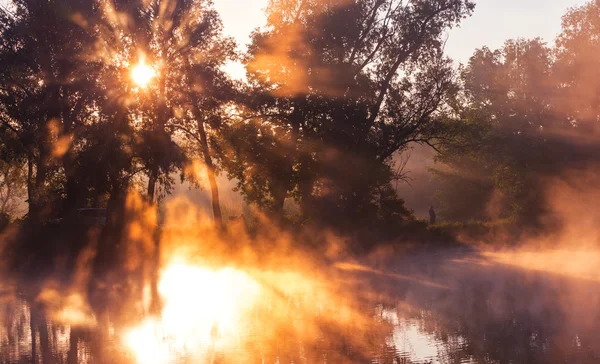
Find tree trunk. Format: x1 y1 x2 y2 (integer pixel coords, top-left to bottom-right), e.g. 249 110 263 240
191 105 222 229
26 153 34 212
60 85 78 214
273 113 301 218
147 167 158 203
272 187 287 216
27 146 49 223
185 57 223 228
199 120 222 228
147 70 169 204
62 147 78 214
298 155 314 219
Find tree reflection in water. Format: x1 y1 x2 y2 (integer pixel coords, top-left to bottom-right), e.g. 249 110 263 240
2 248 600 363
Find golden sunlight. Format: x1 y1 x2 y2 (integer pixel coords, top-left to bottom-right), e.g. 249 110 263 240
131 60 156 87
124 262 261 363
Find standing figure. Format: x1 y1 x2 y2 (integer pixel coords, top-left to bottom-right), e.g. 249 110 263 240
429 205 436 224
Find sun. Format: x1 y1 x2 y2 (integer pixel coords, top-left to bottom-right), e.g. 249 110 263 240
131 61 156 87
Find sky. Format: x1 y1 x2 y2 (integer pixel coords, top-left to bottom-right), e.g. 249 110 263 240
214 0 589 66
444 0 589 63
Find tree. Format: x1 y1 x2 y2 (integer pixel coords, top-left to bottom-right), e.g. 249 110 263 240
0 0 104 221
0 0 55 221
432 38 587 224
109 0 184 204
162 0 237 228
0 155 26 218
104 0 235 230
554 0 600 135
220 0 474 226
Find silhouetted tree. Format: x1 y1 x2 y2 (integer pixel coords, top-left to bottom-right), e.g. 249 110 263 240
220 0 474 226
433 39 556 222
554 0 600 135
106 0 234 231
432 36 600 225
162 0 237 228
0 0 104 221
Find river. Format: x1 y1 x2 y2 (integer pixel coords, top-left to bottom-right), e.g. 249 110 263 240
1 247 599 363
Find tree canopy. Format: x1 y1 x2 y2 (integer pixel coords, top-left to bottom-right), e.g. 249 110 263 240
434 1 600 225
218 0 473 226
3 0 599 234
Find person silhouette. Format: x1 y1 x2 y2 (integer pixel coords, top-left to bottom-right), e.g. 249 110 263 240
429 205 436 224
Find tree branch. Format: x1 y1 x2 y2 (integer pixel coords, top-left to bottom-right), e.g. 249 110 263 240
367 4 454 128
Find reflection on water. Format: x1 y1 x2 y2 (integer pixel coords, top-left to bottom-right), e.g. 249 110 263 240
380 308 475 364
2 249 600 363
124 264 263 363
0 296 34 363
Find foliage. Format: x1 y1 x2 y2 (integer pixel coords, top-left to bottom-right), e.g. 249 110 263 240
0 0 237 224
432 38 580 225
554 0 600 132
0 159 26 217
432 0 600 228
218 0 474 227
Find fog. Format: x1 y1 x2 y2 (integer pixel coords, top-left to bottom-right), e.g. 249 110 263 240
3 0 600 363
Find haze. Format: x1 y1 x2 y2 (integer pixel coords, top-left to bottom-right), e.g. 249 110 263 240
2 0 600 363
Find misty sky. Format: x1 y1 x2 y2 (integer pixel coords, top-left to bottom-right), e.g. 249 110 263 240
215 0 589 67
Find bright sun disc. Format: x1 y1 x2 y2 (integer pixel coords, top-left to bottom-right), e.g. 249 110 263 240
131 61 155 87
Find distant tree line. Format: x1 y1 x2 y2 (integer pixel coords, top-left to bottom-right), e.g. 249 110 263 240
434 0 600 226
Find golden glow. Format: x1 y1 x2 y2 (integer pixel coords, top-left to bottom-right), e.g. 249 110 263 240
131 61 156 87
120 194 380 364
124 262 261 362
482 249 600 281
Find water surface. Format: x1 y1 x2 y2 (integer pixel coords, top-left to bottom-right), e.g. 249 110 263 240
2 248 599 364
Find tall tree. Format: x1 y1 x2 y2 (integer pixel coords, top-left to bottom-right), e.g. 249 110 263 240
554 0 600 135
162 0 236 228
0 0 104 220
221 0 474 225
432 38 594 224
107 0 234 231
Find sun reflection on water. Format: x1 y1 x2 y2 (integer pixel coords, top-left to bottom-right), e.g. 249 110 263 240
124 262 261 363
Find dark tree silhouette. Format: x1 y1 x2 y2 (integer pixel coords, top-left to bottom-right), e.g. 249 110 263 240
164 1 237 228
0 0 105 221
219 0 474 226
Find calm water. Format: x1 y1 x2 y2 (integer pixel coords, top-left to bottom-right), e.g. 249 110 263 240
2 248 600 364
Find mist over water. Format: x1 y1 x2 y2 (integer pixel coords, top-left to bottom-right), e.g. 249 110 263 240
3 0 600 362
3 161 600 364
3 227 600 363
